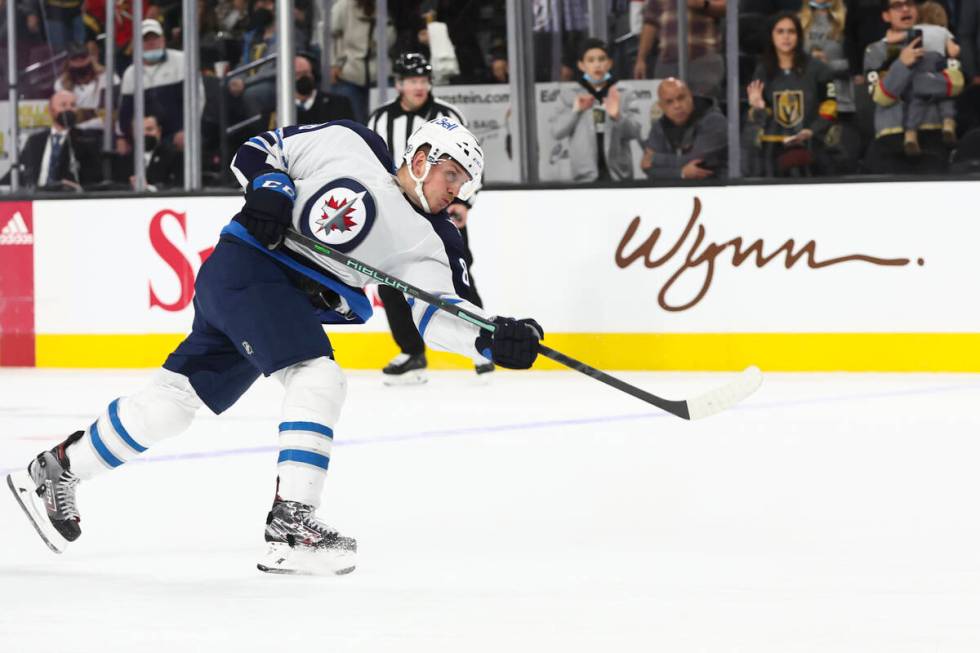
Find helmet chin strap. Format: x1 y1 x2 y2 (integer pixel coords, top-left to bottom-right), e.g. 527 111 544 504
407 158 434 213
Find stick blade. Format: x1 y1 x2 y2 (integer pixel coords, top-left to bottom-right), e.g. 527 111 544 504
685 366 763 420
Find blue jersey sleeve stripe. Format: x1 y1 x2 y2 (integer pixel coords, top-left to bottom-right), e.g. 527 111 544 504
278 421 334 439
90 421 124 468
278 449 330 470
247 136 273 155
109 398 147 453
274 128 288 169
418 298 462 338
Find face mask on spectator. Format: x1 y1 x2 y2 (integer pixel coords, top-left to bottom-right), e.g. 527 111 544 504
144 135 159 151
68 64 94 82
295 75 315 96
55 110 77 129
250 8 274 30
583 72 611 85
808 1 833 7
143 49 166 63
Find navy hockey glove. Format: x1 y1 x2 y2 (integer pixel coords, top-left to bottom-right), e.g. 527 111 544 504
234 171 296 248
475 317 544 370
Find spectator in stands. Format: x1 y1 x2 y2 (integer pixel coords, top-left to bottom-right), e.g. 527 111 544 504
489 49 509 83
641 77 728 180
801 0 853 116
54 41 119 131
331 0 395 123
425 0 490 84
632 0 726 97
84 1 163 76
26 0 85 54
746 12 838 176
960 0 980 82
215 0 249 42
119 19 200 151
17 90 102 190
552 38 642 182
863 0 963 173
278 53 355 126
800 0 862 171
234 0 310 117
114 113 183 190
533 0 589 81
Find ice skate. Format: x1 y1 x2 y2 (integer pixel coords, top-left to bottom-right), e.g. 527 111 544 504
382 352 428 386
6 432 84 554
257 499 357 576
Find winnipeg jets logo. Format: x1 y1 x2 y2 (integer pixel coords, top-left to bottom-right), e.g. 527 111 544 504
302 178 376 252
315 192 365 236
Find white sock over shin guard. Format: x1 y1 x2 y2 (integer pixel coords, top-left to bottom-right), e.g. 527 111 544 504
272 357 347 508
67 369 204 480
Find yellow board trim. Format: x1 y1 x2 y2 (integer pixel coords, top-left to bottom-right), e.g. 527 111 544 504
33 332 980 372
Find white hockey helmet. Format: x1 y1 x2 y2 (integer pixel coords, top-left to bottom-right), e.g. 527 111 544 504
403 117 484 210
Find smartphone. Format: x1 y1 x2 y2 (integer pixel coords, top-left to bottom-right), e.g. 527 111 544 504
907 28 923 45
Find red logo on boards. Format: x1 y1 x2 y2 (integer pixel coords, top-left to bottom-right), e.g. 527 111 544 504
148 209 215 313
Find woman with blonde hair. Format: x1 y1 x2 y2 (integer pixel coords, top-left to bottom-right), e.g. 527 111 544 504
799 0 853 114
54 42 120 131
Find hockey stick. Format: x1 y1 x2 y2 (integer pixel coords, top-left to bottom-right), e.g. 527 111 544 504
284 231 762 420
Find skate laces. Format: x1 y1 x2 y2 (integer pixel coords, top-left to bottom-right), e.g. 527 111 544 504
55 472 80 522
293 503 339 539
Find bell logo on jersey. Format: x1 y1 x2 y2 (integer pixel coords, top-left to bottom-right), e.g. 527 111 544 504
302 178 377 252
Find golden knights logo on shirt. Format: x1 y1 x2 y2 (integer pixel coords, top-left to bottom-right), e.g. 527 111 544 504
774 90 804 129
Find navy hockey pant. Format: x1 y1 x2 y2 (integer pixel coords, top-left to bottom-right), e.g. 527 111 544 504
163 237 333 414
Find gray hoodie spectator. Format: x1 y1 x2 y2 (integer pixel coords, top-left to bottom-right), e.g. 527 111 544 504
642 78 728 180
551 38 643 182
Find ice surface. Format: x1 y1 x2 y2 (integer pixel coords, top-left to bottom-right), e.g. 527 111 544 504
2 368 980 652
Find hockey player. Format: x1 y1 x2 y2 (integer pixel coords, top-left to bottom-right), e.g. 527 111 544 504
6 117 543 575
367 52 493 385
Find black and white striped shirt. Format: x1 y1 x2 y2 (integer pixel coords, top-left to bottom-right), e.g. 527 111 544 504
366 94 467 169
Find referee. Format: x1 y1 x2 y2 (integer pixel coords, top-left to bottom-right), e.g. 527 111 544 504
367 52 493 384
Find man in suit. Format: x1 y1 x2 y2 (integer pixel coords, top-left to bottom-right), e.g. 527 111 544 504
19 90 102 190
114 114 184 191
294 52 355 124
260 53 355 130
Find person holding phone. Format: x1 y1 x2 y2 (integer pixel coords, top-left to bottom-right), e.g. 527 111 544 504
863 0 964 173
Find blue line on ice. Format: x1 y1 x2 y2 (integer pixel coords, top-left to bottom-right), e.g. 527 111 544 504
2 378 979 476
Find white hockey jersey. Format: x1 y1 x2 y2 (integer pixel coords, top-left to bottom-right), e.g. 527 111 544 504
228 120 489 360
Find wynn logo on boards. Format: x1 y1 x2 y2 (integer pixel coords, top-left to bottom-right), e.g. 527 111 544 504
615 198 919 312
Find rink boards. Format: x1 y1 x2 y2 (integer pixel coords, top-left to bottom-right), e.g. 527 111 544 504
1 181 978 371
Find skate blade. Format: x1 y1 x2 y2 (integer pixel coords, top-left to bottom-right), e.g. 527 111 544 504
382 370 428 386
257 541 356 576
6 471 68 554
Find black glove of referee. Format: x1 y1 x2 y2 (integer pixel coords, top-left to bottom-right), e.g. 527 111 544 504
475 317 544 370
234 170 296 248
